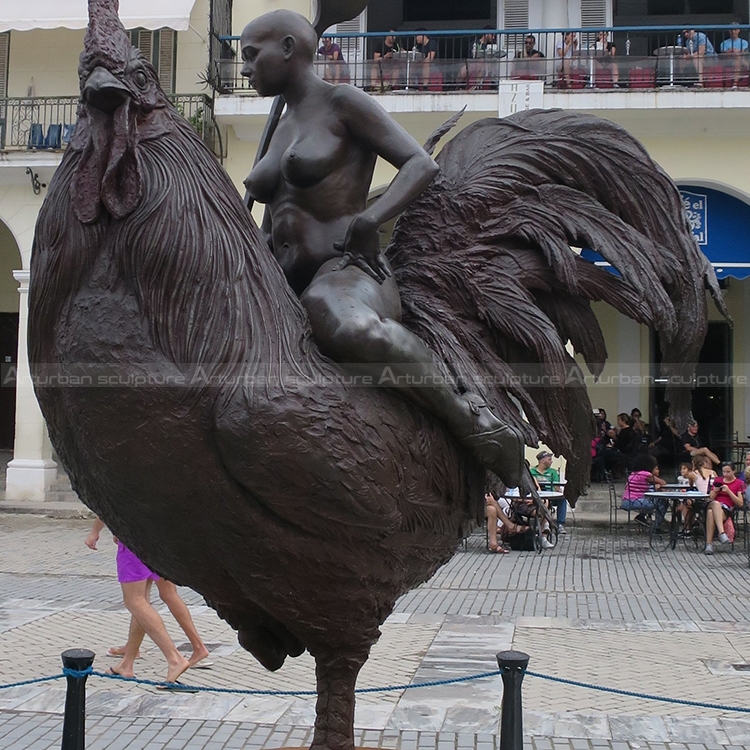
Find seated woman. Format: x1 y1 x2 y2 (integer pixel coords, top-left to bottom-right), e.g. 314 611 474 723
484 491 527 553
705 461 745 555
622 454 666 526
240 10 523 487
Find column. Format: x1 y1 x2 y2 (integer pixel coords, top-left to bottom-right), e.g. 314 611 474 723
4 270 57 502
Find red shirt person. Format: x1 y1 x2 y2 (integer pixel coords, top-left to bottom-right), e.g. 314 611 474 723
705 462 745 554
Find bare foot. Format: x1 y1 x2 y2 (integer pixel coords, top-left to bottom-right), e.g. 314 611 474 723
107 665 134 679
107 646 141 659
166 655 190 683
187 644 211 668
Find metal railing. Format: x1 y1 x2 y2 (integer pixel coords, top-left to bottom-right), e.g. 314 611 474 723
0 94 220 155
215 24 750 93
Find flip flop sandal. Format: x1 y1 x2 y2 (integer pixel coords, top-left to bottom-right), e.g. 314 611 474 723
156 683 200 693
189 660 214 669
106 648 142 659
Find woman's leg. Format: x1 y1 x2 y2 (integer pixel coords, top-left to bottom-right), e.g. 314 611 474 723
111 612 146 677
302 261 524 486
121 580 190 682
155 579 210 666
705 500 723 544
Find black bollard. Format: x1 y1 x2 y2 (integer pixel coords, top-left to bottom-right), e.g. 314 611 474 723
496 650 530 750
61 648 95 750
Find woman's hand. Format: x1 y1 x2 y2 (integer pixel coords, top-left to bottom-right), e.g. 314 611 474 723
335 215 392 284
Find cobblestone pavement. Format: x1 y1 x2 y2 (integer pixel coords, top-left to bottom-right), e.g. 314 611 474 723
2 515 750 749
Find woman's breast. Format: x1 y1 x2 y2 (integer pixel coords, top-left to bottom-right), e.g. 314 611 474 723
244 158 280 205
281 133 345 189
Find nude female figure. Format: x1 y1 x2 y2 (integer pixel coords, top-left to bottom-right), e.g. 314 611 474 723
241 9 523 485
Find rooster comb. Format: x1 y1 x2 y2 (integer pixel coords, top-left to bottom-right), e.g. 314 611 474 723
82 0 131 72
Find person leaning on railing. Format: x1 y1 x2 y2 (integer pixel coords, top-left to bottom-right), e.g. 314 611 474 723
720 22 749 88
472 26 499 58
677 28 717 87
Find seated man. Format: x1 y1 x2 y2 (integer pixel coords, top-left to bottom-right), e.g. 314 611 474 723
720 23 749 87
472 27 499 58
530 450 567 534
680 420 719 467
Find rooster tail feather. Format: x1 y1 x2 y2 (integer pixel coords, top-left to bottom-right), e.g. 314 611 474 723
391 110 728 497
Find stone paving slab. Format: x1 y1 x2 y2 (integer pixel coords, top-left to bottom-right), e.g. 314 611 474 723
3 516 750 746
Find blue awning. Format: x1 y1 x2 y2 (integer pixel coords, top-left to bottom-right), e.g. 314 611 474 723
581 185 750 280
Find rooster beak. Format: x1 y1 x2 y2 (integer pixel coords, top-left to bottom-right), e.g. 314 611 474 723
83 66 130 115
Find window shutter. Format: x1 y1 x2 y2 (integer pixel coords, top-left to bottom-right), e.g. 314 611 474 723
158 29 176 93
334 9 367 65
135 29 153 62
581 0 609 27
0 33 8 98
502 0 529 57
503 0 529 28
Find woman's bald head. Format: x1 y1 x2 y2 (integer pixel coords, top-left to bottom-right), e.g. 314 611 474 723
242 10 317 61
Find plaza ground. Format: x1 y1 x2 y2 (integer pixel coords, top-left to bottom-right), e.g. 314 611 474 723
1 513 750 749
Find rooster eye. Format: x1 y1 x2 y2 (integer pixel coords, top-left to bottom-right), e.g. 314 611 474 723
134 71 148 89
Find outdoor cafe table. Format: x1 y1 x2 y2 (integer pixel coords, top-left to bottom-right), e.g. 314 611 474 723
654 45 687 87
644 490 710 550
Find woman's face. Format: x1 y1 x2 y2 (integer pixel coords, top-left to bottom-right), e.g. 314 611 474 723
632 410 641 420
723 465 736 482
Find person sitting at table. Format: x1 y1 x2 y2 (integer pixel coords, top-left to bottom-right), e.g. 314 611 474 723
590 30 620 87
485 491 528 553
372 30 402 90
518 34 544 59
318 35 346 84
530 450 567 534
556 31 579 86
622 454 667 527
472 26 499 58
678 28 717 86
413 30 438 60
681 420 719 467
603 413 639 477
631 407 648 437
720 23 749 88
705 461 745 555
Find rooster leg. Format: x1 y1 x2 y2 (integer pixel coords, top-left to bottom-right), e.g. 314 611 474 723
311 648 367 750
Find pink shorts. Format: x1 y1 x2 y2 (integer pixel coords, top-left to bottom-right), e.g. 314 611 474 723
116 542 159 584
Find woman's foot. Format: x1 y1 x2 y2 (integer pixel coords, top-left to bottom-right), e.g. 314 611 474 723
107 646 141 659
166 655 191 683
106 665 134 678
487 543 510 554
188 644 212 668
459 398 524 487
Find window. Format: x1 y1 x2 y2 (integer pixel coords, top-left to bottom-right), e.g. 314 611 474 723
130 29 176 94
403 0 492 22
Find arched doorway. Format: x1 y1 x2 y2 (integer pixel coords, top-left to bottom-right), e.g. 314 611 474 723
0 220 22 450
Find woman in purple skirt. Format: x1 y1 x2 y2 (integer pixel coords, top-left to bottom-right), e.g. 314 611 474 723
86 519 210 683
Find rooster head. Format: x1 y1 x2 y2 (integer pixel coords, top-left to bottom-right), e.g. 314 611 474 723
71 0 173 224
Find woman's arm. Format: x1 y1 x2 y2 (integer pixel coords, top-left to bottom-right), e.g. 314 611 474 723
335 86 439 281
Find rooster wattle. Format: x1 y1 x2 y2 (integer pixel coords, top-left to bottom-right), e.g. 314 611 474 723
28 2 725 749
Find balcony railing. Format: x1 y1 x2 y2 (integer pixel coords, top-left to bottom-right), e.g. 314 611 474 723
215 24 750 94
0 94 220 155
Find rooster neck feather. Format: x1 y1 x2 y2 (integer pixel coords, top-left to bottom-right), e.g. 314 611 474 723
30 114 315 394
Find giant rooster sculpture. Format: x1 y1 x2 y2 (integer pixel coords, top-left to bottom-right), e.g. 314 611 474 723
29 1 725 748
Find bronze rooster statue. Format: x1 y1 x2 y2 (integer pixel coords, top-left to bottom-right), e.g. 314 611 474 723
29 2 725 749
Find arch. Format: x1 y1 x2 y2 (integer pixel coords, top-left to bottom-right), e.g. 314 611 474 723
674 178 750 208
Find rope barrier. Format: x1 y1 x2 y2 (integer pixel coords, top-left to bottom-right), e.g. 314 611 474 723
1 666 749 715
525 670 750 714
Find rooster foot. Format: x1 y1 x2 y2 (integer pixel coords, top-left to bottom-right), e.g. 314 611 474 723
460 398 524 487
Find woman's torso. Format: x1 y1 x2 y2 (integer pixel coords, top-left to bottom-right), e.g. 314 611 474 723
245 97 377 294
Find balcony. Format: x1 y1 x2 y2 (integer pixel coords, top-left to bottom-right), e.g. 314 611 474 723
0 94 220 155
214 23 750 95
